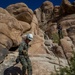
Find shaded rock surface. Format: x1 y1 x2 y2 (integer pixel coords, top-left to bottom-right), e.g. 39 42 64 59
59 0 75 16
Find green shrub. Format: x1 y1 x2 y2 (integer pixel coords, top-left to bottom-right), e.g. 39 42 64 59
51 33 59 44
53 52 75 75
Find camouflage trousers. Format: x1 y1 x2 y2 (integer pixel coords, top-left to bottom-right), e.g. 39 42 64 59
19 55 32 75
58 30 63 39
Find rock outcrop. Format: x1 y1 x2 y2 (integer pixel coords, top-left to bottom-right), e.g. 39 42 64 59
6 3 33 24
34 1 54 30
0 7 31 63
0 0 75 75
59 0 75 16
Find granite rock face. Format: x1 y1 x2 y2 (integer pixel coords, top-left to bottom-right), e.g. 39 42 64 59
35 0 75 58
0 7 31 63
6 3 33 24
0 0 75 75
0 52 68 75
34 1 54 30
59 0 75 16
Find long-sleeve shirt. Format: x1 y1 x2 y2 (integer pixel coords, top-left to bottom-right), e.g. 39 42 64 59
18 40 29 56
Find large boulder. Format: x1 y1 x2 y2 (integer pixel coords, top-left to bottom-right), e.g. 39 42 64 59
0 8 31 46
60 37 74 58
0 34 12 49
35 1 54 30
0 8 31 63
58 14 75 29
53 5 60 19
6 3 33 24
45 22 58 38
67 26 75 45
34 8 41 24
40 1 54 20
59 0 75 15
53 6 60 18
58 14 75 45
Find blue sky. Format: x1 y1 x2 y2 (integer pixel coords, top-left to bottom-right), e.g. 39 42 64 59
0 0 74 10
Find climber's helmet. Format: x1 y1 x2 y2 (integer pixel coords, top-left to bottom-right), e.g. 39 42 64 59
26 34 33 41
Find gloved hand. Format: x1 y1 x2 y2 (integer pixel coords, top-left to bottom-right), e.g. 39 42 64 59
22 50 28 56
16 56 19 64
13 56 19 66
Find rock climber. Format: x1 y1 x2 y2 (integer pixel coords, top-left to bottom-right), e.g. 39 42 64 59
18 34 33 75
57 24 63 39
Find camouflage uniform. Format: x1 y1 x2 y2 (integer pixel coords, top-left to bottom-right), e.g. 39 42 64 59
57 25 63 39
18 40 32 75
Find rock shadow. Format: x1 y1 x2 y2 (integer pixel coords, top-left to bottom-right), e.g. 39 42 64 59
4 66 22 75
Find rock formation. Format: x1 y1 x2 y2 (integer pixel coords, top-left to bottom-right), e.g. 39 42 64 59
6 3 33 24
34 1 54 30
0 0 75 75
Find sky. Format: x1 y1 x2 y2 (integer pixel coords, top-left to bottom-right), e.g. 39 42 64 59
0 0 75 10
